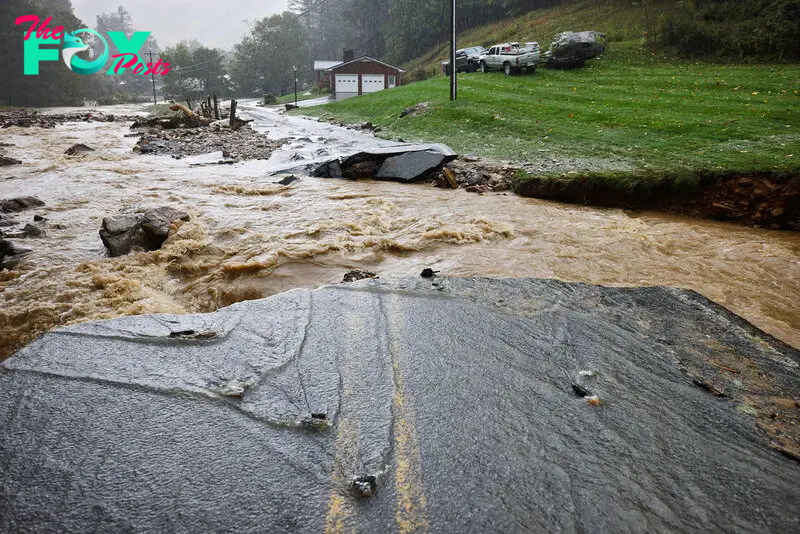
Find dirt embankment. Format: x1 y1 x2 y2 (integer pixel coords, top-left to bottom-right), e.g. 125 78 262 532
515 172 800 231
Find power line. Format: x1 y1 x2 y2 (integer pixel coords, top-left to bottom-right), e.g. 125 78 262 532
173 0 335 75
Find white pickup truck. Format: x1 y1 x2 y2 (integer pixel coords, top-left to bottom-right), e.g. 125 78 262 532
478 42 540 75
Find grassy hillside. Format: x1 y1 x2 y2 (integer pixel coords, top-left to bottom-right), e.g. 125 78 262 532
403 0 800 79
299 41 799 182
404 1 646 79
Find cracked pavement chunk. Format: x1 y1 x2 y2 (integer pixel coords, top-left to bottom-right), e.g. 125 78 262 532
2 277 799 532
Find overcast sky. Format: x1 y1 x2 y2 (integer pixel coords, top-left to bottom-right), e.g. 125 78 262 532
72 0 290 50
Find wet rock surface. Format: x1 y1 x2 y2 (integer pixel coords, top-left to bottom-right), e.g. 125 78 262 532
99 207 189 257
64 143 94 155
0 197 45 213
0 155 22 166
1 277 798 532
131 125 284 161
311 144 457 183
0 239 33 270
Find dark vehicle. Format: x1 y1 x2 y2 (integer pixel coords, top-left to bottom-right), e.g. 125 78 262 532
442 46 487 75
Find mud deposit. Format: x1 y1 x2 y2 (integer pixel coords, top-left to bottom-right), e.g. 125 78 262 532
1 102 799 359
517 172 800 230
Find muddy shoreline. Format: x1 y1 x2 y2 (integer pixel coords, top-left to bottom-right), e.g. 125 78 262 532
515 171 800 231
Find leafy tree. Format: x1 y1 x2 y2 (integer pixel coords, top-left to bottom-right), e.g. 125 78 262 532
229 11 309 96
95 5 159 94
0 0 104 105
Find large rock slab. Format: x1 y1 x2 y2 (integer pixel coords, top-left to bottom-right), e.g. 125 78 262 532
99 207 189 257
375 150 453 182
98 213 145 257
1 277 799 532
311 143 457 182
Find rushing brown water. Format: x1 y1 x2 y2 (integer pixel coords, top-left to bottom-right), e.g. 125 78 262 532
1 104 798 359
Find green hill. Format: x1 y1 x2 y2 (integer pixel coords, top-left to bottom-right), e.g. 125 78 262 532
403 0 800 80
404 1 645 80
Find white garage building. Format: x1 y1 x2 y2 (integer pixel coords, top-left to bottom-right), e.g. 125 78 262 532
326 56 405 100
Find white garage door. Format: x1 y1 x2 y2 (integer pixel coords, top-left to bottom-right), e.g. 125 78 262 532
362 74 385 93
335 74 358 93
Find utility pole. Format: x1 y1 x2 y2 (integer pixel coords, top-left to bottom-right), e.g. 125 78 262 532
293 65 298 107
149 51 157 106
450 0 457 101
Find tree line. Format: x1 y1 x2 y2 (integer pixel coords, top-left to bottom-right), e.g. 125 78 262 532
1 0 797 106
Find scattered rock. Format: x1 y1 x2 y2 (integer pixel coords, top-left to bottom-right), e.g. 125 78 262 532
140 207 190 248
100 207 190 257
263 94 277 105
0 155 22 166
22 223 46 238
273 175 300 186
399 102 429 118
284 104 299 111
466 184 490 194
33 215 46 222
352 475 377 498
105 115 116 122
0 239 32 270
342 270 378 283
99 214 145 257
360 122 374 130
1 197 45 213
420 268 439 278
64 143 94 155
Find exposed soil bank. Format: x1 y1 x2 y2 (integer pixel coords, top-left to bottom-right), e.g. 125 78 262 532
516 171 800 231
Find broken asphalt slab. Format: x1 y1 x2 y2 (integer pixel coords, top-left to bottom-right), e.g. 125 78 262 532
309 143 457 182
1 277 799 532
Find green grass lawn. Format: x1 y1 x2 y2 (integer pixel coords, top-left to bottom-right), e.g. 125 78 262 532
277 91 329 105
297 42 799 183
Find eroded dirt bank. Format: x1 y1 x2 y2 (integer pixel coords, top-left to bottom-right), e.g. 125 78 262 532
516 171 800 230
1 104 799 361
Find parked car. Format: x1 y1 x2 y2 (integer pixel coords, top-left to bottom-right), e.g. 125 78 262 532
478 42 540 75
441 46 488 75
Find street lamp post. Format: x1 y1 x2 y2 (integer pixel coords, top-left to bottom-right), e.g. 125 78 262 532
292 65 298 107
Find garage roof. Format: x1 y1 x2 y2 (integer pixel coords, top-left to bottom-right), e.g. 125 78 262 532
314 60 342 71
326 56 406 73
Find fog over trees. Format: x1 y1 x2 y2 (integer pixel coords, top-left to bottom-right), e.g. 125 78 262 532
2 0 797 105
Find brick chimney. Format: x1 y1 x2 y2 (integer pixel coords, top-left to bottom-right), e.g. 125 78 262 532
342 49 354 63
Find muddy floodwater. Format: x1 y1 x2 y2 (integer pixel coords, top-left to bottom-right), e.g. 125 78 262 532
1 103 799 358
